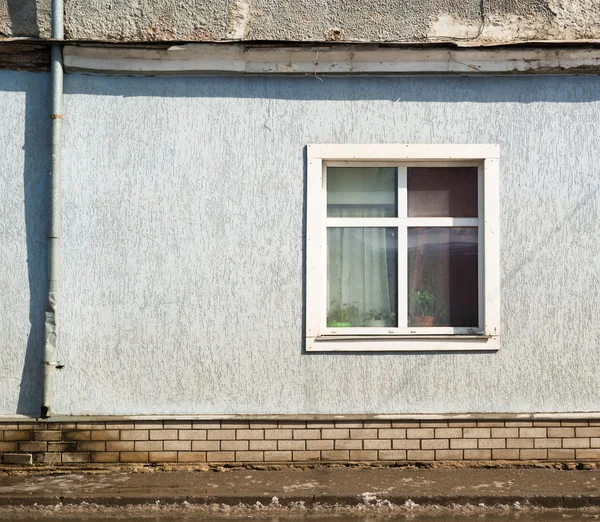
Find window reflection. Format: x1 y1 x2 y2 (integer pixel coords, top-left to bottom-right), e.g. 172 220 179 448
408 228 478 327
408 167 478 218
328 167 397 218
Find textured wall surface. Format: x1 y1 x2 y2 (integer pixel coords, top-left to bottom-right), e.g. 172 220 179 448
1 0 600 43
0 0 50 38
56 74 600 415
0 71 49 415
1 71 600 416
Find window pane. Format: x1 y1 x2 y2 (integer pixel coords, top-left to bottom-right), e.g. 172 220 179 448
327 167 397 217
408 167 478 217
327 228 397 327
407 228 478 327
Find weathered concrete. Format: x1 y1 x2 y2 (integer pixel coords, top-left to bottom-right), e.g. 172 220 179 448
0 43 48 71
1 0 600 43
61 44 600 76
0 468 599 507
0 0 50 39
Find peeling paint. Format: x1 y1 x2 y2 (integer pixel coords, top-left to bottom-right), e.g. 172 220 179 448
227 0 252 40
324 27 344 42
427 14 483 40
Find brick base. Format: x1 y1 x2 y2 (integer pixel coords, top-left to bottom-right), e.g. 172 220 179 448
1 418 600 465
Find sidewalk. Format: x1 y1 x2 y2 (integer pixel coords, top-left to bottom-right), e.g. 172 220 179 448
0 467 600 508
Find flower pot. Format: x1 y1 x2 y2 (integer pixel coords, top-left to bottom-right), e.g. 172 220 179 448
367 319 387 327
412 316 435 327
328 321 352 328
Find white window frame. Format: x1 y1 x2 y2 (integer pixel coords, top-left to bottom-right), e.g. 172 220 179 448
306 144 500 352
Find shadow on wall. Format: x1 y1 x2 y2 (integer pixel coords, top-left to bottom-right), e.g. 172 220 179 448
6 0 39 37
16 75 50 415
64 75 600 104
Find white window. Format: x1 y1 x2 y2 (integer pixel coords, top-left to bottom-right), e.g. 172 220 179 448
306 145 500 352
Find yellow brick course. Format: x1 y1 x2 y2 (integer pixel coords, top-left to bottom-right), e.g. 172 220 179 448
3 419 600 466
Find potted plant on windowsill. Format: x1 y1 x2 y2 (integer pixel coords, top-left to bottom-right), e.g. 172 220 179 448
411 289 436 327
327 302 359 327
363 309 395 328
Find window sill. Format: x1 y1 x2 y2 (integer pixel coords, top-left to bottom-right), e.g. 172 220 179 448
306 335 500 352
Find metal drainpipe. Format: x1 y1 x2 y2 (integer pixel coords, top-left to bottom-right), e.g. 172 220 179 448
42 0 64 419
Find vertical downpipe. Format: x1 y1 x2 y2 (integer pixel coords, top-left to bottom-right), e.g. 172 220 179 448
42 0 64 418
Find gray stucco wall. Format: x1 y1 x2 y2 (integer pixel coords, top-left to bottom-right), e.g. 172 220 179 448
1 70 599 415
1 0 600 43
0 71 49 415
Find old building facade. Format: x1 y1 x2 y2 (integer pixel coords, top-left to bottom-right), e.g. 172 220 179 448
1 0 600 466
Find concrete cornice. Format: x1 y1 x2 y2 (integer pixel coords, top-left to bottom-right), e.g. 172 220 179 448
3 40 600 74
61 43 600 75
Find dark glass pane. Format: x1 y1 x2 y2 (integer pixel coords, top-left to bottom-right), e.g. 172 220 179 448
408 167 478 217
327 228 397 327
407 228 478 327
327 167 397 218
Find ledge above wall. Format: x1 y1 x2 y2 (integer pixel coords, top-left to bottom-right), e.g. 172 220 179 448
62 43 600 76
2 41 600 75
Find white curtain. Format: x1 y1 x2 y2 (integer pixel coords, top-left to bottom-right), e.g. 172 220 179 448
327 207 396 325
